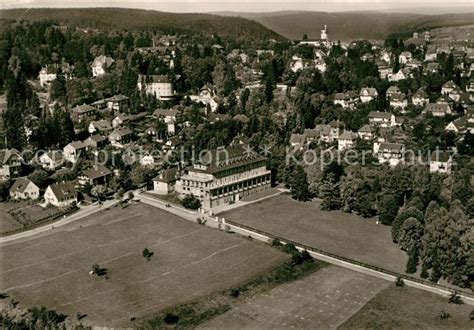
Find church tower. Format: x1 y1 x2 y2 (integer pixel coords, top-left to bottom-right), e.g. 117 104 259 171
321 25 328 40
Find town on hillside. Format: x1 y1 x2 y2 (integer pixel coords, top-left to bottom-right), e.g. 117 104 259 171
0 7 473 329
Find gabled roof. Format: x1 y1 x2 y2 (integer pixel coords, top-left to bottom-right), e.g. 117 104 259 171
153 108 179 117
0 148 21 165
48 181 76 200
379 142 404 152
82 165 112 180
360 87 378 97
106 94 129 102
72 104 96 114
425 103 450 112
369 111 393 119
66 141 87 150
153 167 179 183
10 177 37 194
429 150 452 163
358 124 372 133
92 55 114 68
90 120 112 131
339 131 357 140
413 88 428 99
41 150 64 162
290 133 306 145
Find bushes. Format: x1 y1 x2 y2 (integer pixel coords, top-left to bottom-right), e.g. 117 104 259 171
182 194 201 210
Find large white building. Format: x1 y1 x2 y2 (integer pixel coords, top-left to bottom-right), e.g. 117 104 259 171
175 146 271 209
137 75 175 101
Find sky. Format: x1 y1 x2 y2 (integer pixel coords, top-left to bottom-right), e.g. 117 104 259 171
2 0 473 14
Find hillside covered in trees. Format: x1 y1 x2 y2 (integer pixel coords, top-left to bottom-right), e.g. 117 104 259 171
0 8 284 41
217 11 474 40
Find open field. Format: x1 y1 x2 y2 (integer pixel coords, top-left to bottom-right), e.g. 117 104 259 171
220 194 408 274
201 265 389 329
340 285 473 329
0 203 287 327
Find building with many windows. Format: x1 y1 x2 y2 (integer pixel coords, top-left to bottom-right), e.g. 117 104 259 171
175 146 271 209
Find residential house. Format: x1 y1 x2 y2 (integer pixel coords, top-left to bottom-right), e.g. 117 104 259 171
412 88 429 107
368 111 396 127
38 151 64 170
289 133 307 150
389 93 408 111
88 120 113 134
429 151 453 174
78 165 112 186
137 74 175 101
175 146 271 209
334 91 358 109
338 131 358 151
109 128 133 148
359 87 378 103
314 58 327 72
189 85 219 113
84 134 108 151
0 149 22 181
388 68 412 82
399 51 412 64
423 103 452 117
9 177 40 200
386 86 401 99
357 124 373 140
112 114 129 128
448 87 462 102
44 181 77 207
153 108 179 135
91 55 114 77
71 104 96 123
38 66 57 87
63 141 87 163
441 81 459 95
105 94 129 113
375 142 405 167
153 167 178 195
376 60 392 79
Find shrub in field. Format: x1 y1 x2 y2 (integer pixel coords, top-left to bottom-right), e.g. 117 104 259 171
182 194 201 210
395 277 405 287
163 312 179 324
448 292 463 305
142 248 154 261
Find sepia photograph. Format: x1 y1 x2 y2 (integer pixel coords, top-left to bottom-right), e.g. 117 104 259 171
0 0 473 328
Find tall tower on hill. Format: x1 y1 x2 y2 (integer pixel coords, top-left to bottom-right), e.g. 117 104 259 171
321 25 328 40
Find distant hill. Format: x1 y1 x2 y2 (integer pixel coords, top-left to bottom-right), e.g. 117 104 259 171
215 11 474 40
0 8 284 41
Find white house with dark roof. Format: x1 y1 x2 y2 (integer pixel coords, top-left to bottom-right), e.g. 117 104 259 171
9 177 40 200
357 124 373 140
63 141 87 163
359 87 378 103
334 91 358 109
389 93 408 111
374 142 405 167
338 131 358 151
368 111 396 127
88 120 113 134
399 51 412 64
386 86 401 99
44 181 77 207
423 103 452 117
105 94 129 113
39 151 64 170
153 167 179 195
137 74 175 101
78 165 112 186
412 88 429 107
441 81 459 95
289 133 307 150
429 151 453 174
